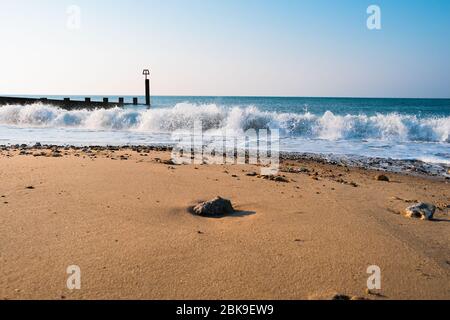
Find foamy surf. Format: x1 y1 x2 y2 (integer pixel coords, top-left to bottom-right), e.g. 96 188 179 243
1 101 450 173
0 102 449 143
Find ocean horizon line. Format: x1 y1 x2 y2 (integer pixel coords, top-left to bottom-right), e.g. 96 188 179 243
2 94 450 101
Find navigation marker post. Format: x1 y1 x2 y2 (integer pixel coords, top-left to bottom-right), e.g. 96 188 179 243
143 69 151 107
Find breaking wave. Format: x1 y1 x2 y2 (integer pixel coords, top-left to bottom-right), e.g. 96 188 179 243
0 102 449 143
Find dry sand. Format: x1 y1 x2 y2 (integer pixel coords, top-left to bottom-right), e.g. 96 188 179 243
0 146 449 300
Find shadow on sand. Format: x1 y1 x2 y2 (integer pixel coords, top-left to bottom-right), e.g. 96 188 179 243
431 218 450 223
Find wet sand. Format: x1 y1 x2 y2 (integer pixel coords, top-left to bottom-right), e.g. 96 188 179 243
0 146 449 300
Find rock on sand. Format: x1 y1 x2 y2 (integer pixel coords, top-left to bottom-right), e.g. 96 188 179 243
192 197 235 217
375 174 390 182
404 203 436 221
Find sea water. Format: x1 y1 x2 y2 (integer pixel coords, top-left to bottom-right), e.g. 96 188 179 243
0 96 449 166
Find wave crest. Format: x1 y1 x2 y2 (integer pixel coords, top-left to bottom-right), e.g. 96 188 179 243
0 102 449 143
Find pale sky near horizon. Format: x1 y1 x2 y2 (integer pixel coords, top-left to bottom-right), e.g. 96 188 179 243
0 0 449 98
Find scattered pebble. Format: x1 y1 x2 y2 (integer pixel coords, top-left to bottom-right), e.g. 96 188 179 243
260 175 289 183
332 294 351 300
335 178 358 187
375 174 390 182
332 294 368 301
365 289 384 297
162 159 176 165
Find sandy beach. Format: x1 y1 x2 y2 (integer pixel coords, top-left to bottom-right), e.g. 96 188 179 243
0 145 449 300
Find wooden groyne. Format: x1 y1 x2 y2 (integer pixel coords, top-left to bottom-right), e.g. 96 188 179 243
0 96 143 110
0 68 152 110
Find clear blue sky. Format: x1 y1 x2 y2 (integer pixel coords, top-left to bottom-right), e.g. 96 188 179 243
0 0 449 98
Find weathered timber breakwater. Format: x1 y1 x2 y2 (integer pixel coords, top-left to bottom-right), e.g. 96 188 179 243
0 96 131 110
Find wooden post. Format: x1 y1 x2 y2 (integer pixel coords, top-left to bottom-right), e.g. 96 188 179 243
103 98 109 104
118 97 124 105
133 97 138 105
145 79 150 106
85 97 91 103
143 69 151 107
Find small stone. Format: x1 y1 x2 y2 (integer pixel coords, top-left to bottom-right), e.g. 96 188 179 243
332 294 351 300
33 152 46 157
404 203 436 221
162 159 176 165
246 172 258 177
351 296 370 301
192 197 235 217
375 174 390 182
262 175 289 183
273 176 289 182
365 288 383 297
332 293 367 301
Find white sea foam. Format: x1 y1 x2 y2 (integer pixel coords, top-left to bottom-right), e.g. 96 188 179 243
0 102 449 143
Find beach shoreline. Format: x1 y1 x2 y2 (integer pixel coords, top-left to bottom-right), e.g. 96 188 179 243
2 143 449 178
0 145 449 300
